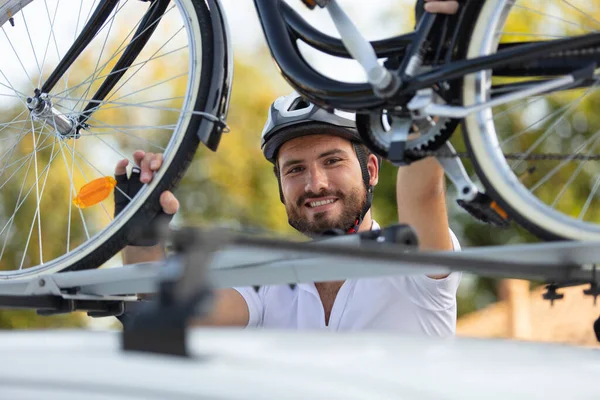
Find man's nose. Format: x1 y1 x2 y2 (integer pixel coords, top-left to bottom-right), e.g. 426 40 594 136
304 166 328 193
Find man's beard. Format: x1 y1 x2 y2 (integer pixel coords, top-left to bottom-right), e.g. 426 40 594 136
286 186 366 237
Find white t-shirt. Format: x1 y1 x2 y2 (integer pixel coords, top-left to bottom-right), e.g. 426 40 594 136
234 221 462 336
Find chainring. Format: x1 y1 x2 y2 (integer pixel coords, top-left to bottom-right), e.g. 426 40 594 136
355 110 459 161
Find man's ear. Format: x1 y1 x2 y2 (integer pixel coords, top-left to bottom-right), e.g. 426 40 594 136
367 154 379 186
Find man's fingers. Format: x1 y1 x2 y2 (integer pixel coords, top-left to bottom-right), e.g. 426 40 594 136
150 153 163 171
160 191 179 215
140 152 156 183
114 159 129 176
133 150 146 167
424 0 459 15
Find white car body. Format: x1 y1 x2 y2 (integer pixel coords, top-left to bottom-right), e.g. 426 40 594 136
0 329 598 399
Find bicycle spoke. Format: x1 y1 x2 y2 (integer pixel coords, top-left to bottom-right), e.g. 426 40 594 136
0 110 28 132
103 26 186 104
66 136 78 253
549 132 600 208
530 129 600 192
499 32 567 39
510 79 600 171
89 128 136 166
513 3 596 33
500 100 575 146
37 0 60 90
67 150 94 241
0 155 34 262
43 0 71 101
81 114 169 151
74 0 126 113
0 120 54 183
62 2 177 111
54 44 187 103
491 96 545 122
1 27 36 90
578 175 600 220
0 140 56 177
0 118 35 181
18 137 63 269
20 6 42 80
560 0 600 29
0 80 29 103
64 0 86 112
0 93 26 100
30 119 44 265
66 0 128 111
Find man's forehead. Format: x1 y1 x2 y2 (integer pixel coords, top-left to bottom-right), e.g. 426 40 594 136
278 134 352 159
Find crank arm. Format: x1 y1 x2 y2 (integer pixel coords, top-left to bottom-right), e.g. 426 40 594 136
437 142 510 227
408 64 597 119
436 142 478 202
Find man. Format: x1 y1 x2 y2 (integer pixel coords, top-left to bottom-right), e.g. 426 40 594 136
118 0 461 334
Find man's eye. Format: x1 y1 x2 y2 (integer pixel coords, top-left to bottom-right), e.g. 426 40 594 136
325 158 341 165
287 166 303 174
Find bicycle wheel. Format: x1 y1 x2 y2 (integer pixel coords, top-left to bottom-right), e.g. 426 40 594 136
0 0 219 279
462 0 600 241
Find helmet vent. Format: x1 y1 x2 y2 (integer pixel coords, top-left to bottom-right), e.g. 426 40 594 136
289 97 311 111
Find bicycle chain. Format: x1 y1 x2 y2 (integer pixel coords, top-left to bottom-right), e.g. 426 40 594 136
405 149 600 161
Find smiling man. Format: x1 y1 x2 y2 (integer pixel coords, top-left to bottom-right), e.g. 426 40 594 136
118 0 462 334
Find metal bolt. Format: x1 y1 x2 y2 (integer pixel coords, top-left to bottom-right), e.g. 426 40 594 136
39 279 45 287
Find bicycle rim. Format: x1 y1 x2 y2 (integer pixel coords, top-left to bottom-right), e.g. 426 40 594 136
463 0 600 241
0 0 206 278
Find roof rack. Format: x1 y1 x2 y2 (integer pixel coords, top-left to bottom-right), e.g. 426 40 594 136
0 223 599 355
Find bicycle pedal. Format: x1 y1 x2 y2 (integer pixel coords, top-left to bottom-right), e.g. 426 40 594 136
456 192 511 228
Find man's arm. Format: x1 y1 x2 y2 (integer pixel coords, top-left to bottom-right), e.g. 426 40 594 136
117 151 250 327
396 156 453 278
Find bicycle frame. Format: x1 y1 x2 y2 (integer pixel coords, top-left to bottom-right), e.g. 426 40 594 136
253 0 600 113
32 0 599 148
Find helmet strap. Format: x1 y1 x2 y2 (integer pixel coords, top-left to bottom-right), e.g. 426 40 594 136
347 142 374 234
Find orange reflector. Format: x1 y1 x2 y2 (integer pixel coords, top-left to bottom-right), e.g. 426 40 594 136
490 201 508 220
73 176 117 209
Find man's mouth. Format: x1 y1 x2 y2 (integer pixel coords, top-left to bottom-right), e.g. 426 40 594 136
305 198 338 208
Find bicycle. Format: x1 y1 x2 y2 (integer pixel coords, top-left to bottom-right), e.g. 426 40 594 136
0 0 598 280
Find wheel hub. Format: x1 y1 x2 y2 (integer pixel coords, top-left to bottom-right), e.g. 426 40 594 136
26 91 79 139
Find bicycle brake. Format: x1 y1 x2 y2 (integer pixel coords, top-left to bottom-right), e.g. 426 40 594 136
436 142 511 228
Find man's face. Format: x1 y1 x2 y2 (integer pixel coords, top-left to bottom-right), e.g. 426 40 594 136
277 134 376 236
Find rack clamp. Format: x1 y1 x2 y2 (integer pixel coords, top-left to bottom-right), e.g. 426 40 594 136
121 227 229 357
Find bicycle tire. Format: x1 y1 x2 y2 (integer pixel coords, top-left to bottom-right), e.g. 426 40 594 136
0 0 222 279
462 0 600 241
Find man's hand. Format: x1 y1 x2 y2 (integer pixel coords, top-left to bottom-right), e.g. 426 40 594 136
114 150 180 217
116 150 180 264
424 0 459 15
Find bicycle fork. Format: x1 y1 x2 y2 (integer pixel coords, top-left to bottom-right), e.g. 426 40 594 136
27 0 170 136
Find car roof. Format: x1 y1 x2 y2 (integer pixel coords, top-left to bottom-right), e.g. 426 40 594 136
0 329 598 399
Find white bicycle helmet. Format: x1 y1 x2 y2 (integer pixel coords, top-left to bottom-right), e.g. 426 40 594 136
261 92 363 163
